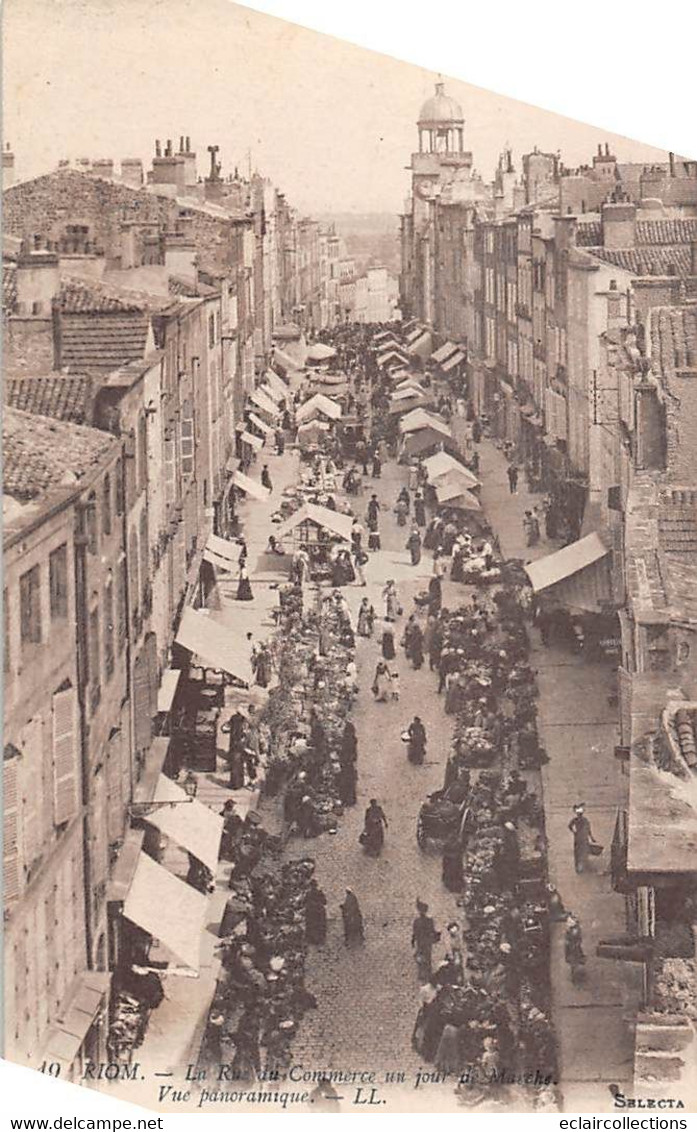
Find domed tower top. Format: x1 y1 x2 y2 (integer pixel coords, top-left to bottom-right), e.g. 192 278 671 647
417 82 464 155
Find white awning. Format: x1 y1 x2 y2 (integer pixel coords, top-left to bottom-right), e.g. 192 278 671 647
157 668 182 714
232 470 271 501
401 428 449 456
259 383 282 403
273 347 302 372
399 408 451 437
524 533 609 594
296 393 342 423
435 481 481 510
249 390 280 418
423 451 478 486
431 341 458 364
241 430 264 451
175 607 253 683
441 350 465 372
147 775 224 875
306 342 336 362
247 412 274 436
265 370 290 400
123 853 207 970
396 378 426 393
406 325 425 344
377 349 408 367
203 533 239 570
408 331 433 358
392 386 425 402
276 502 354 543
432 466 480 494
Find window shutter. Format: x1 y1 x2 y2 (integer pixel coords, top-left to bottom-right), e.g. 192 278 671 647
52 687 79 826
106 729 124 845
20 718 44 875
3 757 22 903
133 649 153 754
90 768 108 890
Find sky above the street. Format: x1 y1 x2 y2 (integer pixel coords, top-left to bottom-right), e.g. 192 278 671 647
4 0 670 215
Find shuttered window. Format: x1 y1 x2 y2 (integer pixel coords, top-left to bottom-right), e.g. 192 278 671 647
3 756 22 902
49 544 69 621
20 717 44 879
181 400 195 476
106 728 124 845
102 474 112 537
88 607 101 712
132 646 154 756
52 686 79 826
164 434 176 509
116 555 127 652
19 564 42 646
104 577 115 681
90 768 108 892
139 510 149 604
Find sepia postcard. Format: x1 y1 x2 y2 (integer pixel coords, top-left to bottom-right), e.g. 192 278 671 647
3 0 697 1116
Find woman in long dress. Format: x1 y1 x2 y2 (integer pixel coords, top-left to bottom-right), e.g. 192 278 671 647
340 888 364 944
372 660 392 702
381 621 396 661
406 527 422 566
357 598 373 637
236 567 253 601
305 880 328 945
383 580 399 621
414 491 427 527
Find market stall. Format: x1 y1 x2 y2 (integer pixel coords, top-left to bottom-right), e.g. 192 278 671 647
295 392 342 424
274 503 353 580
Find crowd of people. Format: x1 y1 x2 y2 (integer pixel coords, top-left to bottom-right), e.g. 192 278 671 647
194 318 572 1108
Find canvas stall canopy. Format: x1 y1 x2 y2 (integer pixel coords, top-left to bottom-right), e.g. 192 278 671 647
175 607 253 684
295 393 342 423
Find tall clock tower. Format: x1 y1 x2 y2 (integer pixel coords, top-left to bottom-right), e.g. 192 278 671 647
400 82 473 323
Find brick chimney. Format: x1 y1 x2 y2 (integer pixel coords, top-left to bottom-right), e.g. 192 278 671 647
150 138 186 197
178 133 197 189
91 158 114 180
601 201 637 249
3 142 15 190
121 158 144 188
15 236 60 316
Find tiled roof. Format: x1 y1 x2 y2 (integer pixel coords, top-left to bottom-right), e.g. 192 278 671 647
576 221 601 246
58 276 149 313
586 246 692 277
650 306 697 375
637 219 697 246
3 263 17 314
59 311 152 373
3 407 115 504
4 374 94 425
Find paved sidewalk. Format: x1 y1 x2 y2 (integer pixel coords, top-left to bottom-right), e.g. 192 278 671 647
477 440 637 1111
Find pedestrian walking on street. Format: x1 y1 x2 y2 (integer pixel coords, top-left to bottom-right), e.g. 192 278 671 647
414 491 427 528
338 758 358 807
372 659 392 702
236 566 254 601
352 548 368 587
406 526 422 566
380 620 396 661
368 522 381 552
383 580 400 622
340 888 365 944
360 799 388 857
367 492 381 526
507 464 519 494
412 901 440 981
261 464 273 492
275 429 285 456
371 451 382 478
305 879 328 945
357 597 373 636
568 804 600 874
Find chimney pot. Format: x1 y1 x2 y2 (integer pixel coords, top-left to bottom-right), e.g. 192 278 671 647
598 144 602 157
605 143 610 156
186 135 191 152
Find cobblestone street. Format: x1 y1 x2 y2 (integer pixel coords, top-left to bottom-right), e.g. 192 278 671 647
270 459 463 1082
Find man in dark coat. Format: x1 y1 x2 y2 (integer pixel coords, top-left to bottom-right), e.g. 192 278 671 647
340 888 364 944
